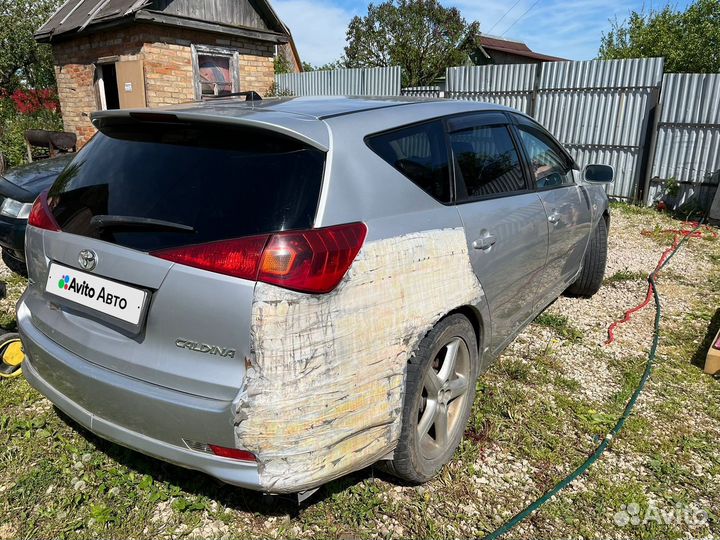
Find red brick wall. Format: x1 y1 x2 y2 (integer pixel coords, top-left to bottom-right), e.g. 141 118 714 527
52 24 277 146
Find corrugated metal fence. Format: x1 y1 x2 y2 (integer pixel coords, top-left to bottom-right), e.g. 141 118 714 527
401 86 442 98
275 59 720 207
647 73 720 209
445 58 665 200
536 58 664 201
274 67 401 96
446 64 537 114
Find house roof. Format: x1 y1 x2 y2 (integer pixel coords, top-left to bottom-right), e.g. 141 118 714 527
35 0 294 48
478 35 566 62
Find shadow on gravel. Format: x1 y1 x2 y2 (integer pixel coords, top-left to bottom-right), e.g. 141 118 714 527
692 307 720 371
53 406 397 514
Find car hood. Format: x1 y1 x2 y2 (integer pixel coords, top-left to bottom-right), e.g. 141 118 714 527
0 154 73 202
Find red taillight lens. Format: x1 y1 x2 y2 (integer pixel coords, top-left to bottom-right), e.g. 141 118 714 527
258 223 367 293
151 235 269 280
150 222 367 294
28 190 60 232
207 444 256 462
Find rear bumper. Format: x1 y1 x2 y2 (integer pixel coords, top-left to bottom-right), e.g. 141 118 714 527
17 300 262 491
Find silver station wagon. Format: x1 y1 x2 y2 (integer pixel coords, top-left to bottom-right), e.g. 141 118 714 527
17 97 612 496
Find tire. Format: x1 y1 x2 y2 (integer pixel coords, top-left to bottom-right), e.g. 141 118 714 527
381 314 479 483
566 217 608 297
2 250 27 277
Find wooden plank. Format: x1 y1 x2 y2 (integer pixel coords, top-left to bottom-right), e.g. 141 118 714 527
115 59 147 108
151 0 269 30
135 10 288 43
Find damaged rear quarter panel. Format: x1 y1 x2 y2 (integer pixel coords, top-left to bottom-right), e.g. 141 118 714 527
235 227 485 492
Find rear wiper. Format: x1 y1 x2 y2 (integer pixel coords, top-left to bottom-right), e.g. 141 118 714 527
90 215 196 234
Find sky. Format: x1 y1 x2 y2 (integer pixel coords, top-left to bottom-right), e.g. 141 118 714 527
273 0 692 67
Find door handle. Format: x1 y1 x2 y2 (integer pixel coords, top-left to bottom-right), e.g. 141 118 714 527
473 235 496 250
548 211 561 224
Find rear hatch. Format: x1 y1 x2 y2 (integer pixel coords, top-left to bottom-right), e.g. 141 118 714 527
23 116 325 400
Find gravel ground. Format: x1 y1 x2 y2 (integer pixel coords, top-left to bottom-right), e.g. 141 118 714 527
0 203 718 540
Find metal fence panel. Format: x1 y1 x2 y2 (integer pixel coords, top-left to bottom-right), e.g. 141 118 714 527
535 58 664 201
401 86 442 98
275 67 401 96
647 73 720 209
445 64 537 114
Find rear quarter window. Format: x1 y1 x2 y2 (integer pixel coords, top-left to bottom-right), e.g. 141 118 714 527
365 120 451 203
48 122 325 251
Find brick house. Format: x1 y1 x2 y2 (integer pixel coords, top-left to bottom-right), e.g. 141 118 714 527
35 0 301 146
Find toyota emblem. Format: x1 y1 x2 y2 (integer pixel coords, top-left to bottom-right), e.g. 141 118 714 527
78 249 98 271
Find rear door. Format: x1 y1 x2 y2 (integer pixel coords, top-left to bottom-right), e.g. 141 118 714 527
449 112 549 353
23 118 325 400
511 115 592 306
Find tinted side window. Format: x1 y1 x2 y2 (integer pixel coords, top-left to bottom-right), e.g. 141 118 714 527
517 126 574 189
366 121 450 203
450 125 525 199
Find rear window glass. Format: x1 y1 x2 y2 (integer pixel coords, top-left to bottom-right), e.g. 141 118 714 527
48 122 325 251
366 121 450 202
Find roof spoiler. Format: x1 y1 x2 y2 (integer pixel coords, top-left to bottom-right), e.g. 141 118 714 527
90 108 330 152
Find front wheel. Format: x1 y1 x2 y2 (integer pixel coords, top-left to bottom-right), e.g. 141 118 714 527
566 217 608 297
381 314 479 483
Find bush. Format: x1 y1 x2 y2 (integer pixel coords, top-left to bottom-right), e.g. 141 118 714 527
0 88 63 169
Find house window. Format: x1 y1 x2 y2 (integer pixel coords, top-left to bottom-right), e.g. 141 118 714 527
192 45 240 98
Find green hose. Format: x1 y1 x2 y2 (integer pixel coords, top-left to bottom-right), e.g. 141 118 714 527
482 224 700 540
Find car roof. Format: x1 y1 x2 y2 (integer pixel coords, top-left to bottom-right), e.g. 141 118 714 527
91 97 515 151
164 96 450 120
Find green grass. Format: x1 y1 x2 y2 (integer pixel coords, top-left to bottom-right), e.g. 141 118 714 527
0 204 718 539
604 269 647 286
533 312 584 343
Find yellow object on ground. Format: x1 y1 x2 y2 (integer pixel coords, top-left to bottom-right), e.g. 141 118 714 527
705 327 720 375
0 333 24 379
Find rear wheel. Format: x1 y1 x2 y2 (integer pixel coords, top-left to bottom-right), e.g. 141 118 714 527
566 217 607 297
381 314 478 483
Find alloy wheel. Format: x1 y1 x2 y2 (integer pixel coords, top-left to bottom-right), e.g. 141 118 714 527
417 336 471 460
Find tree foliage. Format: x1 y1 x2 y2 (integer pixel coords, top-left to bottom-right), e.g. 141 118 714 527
598 0 720 72
344 0 480 87
301 60 345 72
273 54 293 74
0 0 62 91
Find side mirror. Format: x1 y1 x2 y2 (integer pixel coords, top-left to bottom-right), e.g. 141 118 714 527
583 164 614 183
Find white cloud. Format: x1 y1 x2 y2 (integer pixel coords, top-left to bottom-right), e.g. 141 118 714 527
273 0 355 66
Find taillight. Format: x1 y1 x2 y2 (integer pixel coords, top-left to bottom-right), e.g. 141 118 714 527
28 190 60 232
258 223 367 293
151 235 269 280
150 222 367 294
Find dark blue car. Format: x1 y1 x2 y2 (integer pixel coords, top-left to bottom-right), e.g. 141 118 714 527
0 154 73 275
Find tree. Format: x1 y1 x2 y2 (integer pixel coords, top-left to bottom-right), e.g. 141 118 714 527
301 60 345 72
274 54 293 74
344 0 480 87
598 0 720 73
0 0 63 90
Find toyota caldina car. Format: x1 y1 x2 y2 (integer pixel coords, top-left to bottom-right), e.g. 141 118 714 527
17 97 612 496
